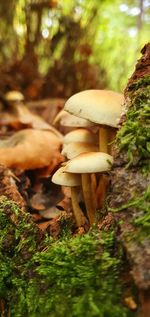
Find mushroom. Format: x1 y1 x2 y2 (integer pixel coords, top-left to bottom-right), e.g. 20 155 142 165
63 128 98 144
64 152 113 225
62 132 99 209
51 166 87 227
53 110 94 128
61 142 99 159
64 90 124 153
5 90 24 104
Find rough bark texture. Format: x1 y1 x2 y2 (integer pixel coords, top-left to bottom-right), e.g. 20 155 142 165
107 43 150 316
125 43 150 94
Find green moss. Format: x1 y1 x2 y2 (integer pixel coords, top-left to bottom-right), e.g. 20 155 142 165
133 187 150 231
108 186 150 238
8 232 133 317
128 75 150 90
0 197 134 317
117 76 150 170
0 197 41 257
114 76 150 241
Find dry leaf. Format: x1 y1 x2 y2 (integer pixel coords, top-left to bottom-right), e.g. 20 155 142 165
14 104 63 139
29 180 64 211
0 112 22 130
0 129 63 171
39 206 63 219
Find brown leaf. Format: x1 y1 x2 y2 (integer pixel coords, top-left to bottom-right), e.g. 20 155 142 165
37 211 72 238
0 112 22 130
39 206 63 219
0 129 63 171
29 180 64 211
31 213 44 222
37 219 55 231
14 104 63 139
0 164 25 208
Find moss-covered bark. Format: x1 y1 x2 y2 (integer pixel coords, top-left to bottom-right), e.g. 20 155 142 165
106 44 150 316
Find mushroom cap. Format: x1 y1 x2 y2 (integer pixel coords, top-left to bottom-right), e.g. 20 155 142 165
64 90 124 128
51 166 81 186
53 110 94 127
61 142 99 159
5 90 24 102
64 152 113 174
63 129 98 144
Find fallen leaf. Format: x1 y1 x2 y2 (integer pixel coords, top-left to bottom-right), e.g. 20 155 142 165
14 104 63 139
29 180 64 211
0 129 63 171
39 206 63 219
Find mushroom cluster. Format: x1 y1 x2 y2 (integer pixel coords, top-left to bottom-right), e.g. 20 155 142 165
52 89 124 228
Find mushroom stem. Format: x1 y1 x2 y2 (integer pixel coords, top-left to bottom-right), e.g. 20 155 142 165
108 128 116 154
96 174 109 209
81 173 96 225
91 173 97 209
99 126 108 153
71 187 87 227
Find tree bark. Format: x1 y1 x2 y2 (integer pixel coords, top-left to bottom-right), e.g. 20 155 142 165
105 43 150 316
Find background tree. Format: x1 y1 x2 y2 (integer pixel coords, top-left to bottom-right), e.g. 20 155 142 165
0 0 149 99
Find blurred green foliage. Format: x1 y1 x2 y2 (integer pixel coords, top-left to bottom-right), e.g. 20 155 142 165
0 0 149 95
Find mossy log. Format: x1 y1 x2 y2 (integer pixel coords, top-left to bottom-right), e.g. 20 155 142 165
106 43 150 316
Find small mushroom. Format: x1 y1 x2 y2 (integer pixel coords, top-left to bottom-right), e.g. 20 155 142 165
61 142 99 159
63 128 98 144
5 90 24 104
64 89 124 153
51 166 87 227
64 152 113 225
53 110 94 128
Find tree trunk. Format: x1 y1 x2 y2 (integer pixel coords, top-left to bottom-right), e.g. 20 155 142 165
106 43 150 316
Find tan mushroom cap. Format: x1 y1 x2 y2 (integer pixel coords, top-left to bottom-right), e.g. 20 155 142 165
53 110 94 127
61 142 99 159
64 90 124 128
64 152 113 174
5 90 24 102
52 166 81 186
63 129 98 144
